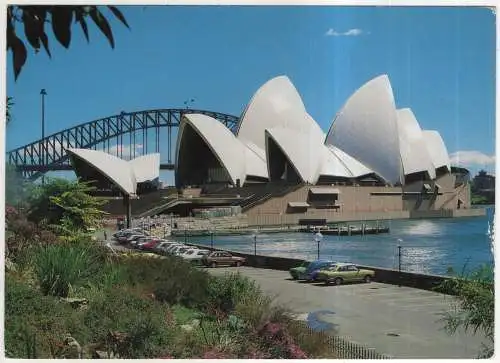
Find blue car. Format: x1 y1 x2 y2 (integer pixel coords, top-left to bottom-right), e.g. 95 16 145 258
298 260 336 281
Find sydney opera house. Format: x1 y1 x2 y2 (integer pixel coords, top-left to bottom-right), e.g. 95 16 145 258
68 74 472 224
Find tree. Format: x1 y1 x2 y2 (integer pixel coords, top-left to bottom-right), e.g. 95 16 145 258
26 178 108 239
7 5 129 80
437 264 494 358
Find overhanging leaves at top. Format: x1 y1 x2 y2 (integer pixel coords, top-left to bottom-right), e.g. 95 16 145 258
7 5 130 80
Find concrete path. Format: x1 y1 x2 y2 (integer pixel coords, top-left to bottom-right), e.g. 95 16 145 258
207 266 487 359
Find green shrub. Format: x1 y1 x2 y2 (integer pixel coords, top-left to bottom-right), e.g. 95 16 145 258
82 285 174 358
119 255 211 308
4 274 90 358
34 243 101 297
205 272 262 313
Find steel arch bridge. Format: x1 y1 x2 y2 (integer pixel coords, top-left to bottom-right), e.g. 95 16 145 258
7 108 240 180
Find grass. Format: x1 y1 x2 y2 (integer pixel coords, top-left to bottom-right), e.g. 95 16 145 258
33 242 103 297
6 235 340 359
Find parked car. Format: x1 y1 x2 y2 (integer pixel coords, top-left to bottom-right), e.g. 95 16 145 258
140 240 161 251
316 263 375 285
126 234 147 244
113 228 146 239
130 237 150 248
166 244 185 254
136 238 160 249
201 251 246 268
289 261 311 280
155 242 178 254
117 232 144 244
298 260 336 282
170 246 188 255
172 246 187 255
153 241 173 251
182 249 210 265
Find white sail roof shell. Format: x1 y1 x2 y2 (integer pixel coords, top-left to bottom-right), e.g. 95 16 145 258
242 141 268 178
67 148 137 196
129 153 160 183
265 126 323 184
178 114 247 186
236 76 308 153
321 145 374 178
325 74 403 185
396 109 436 179
319 146 353 178
422 130 451 171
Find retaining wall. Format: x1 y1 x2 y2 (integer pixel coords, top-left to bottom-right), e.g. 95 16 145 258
186 242 450 292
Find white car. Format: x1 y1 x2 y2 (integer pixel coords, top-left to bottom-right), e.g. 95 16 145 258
163 243 184 254
168 245 187 255
181 249 210 262
154 241 176 253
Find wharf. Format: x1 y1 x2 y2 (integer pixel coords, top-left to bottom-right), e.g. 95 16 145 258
170 225 302 237
298 224 390 236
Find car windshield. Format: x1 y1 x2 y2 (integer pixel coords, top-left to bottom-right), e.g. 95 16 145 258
185 250 194 255
300 261 310 268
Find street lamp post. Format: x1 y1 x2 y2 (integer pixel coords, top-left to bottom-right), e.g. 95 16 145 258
40 89 47 185
210 228 214 250
314 232 323 260
184 98 195 109
252 230 258 256
397 239 403 273
397 238 403 287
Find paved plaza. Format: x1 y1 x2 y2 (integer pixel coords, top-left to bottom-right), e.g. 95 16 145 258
208 266 487 359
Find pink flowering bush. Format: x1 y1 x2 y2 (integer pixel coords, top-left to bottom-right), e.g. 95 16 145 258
254 321 308 359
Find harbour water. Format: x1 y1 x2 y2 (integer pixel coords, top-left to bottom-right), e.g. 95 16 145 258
180 206 495 276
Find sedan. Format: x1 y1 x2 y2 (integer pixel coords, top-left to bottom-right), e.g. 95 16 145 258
316 263 375 285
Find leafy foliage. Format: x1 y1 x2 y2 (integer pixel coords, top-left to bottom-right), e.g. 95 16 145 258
6 205 58 263
26 178 108 238
205 272 262 314
4 275 87 358
119 255 211 308
34 242 103 297
436 264 494 358
7 5 129 79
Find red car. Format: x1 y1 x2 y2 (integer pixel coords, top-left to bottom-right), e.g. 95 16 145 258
140 240 161 251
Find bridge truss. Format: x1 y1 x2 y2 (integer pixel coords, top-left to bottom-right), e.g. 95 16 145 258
6 109 240 180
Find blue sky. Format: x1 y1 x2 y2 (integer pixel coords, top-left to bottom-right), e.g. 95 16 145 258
6 5 496 183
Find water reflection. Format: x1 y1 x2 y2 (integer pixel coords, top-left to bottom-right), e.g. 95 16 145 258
405 220 442 236
184 215 493 275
